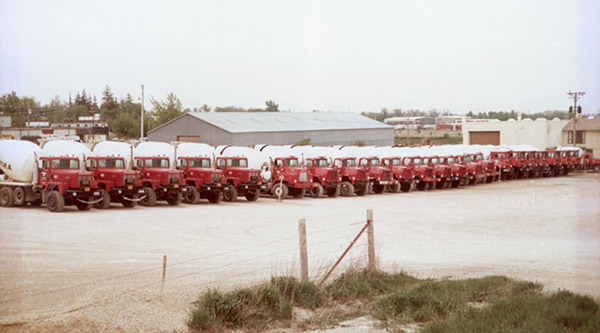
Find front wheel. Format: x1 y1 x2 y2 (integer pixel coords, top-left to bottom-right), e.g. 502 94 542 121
326 187 340 198
339 181 354 197
139 187 157 207
122 197 137 208
46 191 65 212
400 183 412 193
373 184 385 194
223 186 238 202
593 165 600 173
183 187 200 204
310 183 324 198
94 191 111 209
387 183 400 193
207 191 222 204
76 201 92 211
272 183 289 199
167 192 182 206
245 190 260 201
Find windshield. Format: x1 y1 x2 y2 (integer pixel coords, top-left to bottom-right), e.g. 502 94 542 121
370 159 380 166
391 158 402 166
51 159 79 169
344 159 356 167
463 156 473 162
285 159 299 167
475 155 483 161
413 158 423 165
447 157 455 164
98 159 125 168
227 158 247 167
189 159 211 167
146 159 169 168
430 157 439 164
313 159 328 167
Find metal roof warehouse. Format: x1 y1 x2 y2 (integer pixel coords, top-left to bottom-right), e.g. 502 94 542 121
147 112 393 146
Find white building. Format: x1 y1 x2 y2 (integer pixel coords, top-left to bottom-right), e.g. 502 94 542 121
462 117 569 150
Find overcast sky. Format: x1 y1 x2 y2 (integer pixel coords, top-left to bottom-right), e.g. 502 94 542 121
1 0 599 115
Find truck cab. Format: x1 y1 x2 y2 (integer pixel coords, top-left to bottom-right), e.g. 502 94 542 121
333 157 368 196
38 156 103 211
177 156 224 204
583 153 600 172
381 157 414 192
423 156 452 189
473 153 500 183
358 156 395 194
216 156 265 202
269 156 312 199
401 156 437 190
134 156 186 206
438 155 467 187
305 156 340 198
460 154 486 184
87 156 145 208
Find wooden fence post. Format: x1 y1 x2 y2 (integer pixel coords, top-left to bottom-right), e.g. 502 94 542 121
161 255 166 300
298 218 308 281
367 209 376 272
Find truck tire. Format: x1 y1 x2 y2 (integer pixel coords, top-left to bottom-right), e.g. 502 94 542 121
373 184 385 194
183 187 200 204
207 191 222 204
417 181 427 191
140 187 157 207
310 183 324 198
245 190 260 201
400 183 413 192
122 197 137 208
355 185 367 196
272 183 288 199
0 187 14 207
167 192 182 206
223 186 238 202
593 164 600 173
13 187 25 206
76 201 93 211
95 191 111 209
326 187 340 198
291 188 304 199
387 183 400 193
47 191 64 212
340 181 354 197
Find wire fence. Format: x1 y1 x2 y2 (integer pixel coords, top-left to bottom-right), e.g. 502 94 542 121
1 215 374 321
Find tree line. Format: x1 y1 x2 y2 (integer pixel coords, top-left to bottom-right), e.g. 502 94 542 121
362 108 573 122
0 87 280 138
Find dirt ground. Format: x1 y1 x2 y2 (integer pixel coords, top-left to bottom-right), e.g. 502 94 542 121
1 173 599 332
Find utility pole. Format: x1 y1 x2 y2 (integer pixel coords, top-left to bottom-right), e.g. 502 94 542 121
567 91 585 147
141 84 145 141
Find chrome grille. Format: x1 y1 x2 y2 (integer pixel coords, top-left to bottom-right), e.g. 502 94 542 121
359 170 366 180
445 168 451 177
211 173 222 183
299 171 308 182
427 168 433 178
169 174 179 184
328 170 337 182
383 170 390 180
477 165 482 173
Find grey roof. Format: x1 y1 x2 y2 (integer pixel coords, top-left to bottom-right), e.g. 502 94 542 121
181 112 392 133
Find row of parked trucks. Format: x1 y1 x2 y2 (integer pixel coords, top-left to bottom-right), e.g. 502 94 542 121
0 140 598 212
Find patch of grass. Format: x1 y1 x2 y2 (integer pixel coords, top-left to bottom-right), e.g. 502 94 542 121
372 276 542 324
326 270 419 300
188 276 321 331
423 290 600 333
188 270 600 332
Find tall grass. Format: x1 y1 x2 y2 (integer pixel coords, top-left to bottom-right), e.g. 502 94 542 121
188 270 600 332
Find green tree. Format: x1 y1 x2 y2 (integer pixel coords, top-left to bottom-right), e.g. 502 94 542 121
265 100 279 112
150 91 184 127
0 91 41 126
215 106 247 112
101 85 119 110
295 138 312 146
112 112 139 138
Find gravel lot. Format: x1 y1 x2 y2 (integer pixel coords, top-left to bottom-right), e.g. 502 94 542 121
1 173 599 332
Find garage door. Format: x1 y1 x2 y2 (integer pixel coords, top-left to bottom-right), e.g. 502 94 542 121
177 135 201 143
469 131 500 145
